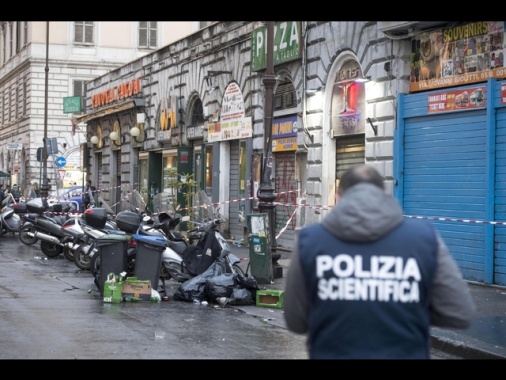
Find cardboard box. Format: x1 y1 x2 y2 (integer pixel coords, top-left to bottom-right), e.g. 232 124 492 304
122 278 152 301
256 289 284 309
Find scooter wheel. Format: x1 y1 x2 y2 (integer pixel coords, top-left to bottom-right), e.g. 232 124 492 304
18 224 38 246
90 250 100 277
74 244 93 270
63 246 75 262
232 263 246 277
40 241 63 258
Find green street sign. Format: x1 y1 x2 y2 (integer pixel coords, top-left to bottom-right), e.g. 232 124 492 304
251 21 302 71
63 96 82 114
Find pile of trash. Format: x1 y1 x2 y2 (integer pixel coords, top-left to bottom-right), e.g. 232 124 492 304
173 258 260 306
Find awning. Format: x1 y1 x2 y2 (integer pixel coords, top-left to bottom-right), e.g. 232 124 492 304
0 170 9 177
74 98 145 125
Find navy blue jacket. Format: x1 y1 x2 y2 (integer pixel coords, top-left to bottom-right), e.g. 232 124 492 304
299 218 437 359
284 183 475 359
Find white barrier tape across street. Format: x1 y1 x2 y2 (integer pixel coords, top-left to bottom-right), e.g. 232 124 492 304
39 186 506 230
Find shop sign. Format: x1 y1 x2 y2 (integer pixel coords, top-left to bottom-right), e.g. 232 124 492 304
410 21 506 92
157 96 179 142
501 83 506 104
208 83 252 142
331 60 366 137
272 115 298 152
91 77 142 108
251 21 302 71
428 86 486 113
186 125 204 140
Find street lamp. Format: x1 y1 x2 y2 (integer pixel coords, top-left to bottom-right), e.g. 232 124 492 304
40 21 50 199
256 21 282 277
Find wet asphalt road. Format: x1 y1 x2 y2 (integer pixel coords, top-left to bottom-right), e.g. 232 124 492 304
0 231 477 360
0 233 308 360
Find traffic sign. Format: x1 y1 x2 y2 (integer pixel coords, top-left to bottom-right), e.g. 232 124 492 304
55 156 67 168
58 169 66 181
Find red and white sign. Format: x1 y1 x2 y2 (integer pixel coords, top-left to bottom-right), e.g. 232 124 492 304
58 169 66 181
428 86 486 113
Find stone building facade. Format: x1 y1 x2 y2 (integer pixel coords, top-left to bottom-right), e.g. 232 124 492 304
0 21 199 195
79 21 415 249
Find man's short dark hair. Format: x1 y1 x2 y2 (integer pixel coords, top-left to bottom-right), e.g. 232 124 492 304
337 164 385 196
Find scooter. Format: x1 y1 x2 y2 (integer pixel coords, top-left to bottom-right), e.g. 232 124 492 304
158 216 245 288
0 193 22 236
130 195 244 288
66 206 125 267
18 200 73 246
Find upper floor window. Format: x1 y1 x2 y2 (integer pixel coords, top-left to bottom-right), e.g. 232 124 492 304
15 83 19 119
73 79 86 113
191 98 205 127
16 22 21 53
23 22 28 47
74 22 94 45
9 22 13 57
22 79 27 116
8 86 12 122
2 24 6 64
199 22 214 29
274 81 297 111
138 22 157 49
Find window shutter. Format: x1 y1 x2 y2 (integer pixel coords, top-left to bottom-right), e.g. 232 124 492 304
149 22 157 48
73 80 83 97
75 23 83 43
274 82 296 111
84 22 93 43
139 22 147 47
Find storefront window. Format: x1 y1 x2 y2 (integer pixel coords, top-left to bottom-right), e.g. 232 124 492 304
239 141 247 225
205 146 213 196
138 155 148 207
162 154 177 207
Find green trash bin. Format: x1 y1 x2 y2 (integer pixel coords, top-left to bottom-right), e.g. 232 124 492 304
247 213 273 284
95 234 131 296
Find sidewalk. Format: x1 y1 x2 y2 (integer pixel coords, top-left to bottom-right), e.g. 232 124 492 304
232 244 506 359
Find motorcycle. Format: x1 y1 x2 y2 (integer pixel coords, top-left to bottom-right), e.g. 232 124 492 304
19 198 116 260
72 221 126 270
128 191 245 291
158 215 245 290
18 200 73 247
70 205 131 269
0 193 22 236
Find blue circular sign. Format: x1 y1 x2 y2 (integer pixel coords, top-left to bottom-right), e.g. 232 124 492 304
55 156 67 168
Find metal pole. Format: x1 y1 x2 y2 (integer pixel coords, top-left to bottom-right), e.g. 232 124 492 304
257 21 282 277
40 21 50 199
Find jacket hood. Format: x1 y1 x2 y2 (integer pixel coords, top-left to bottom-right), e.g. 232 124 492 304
321 183 404 242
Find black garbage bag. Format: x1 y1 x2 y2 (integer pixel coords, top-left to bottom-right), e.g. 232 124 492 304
206 273 237 300
228 288 253 305
235 272 260 301
206 272 257 306
173 258 227 302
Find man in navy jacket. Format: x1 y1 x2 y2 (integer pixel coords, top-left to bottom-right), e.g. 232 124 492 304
284 164 475 359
